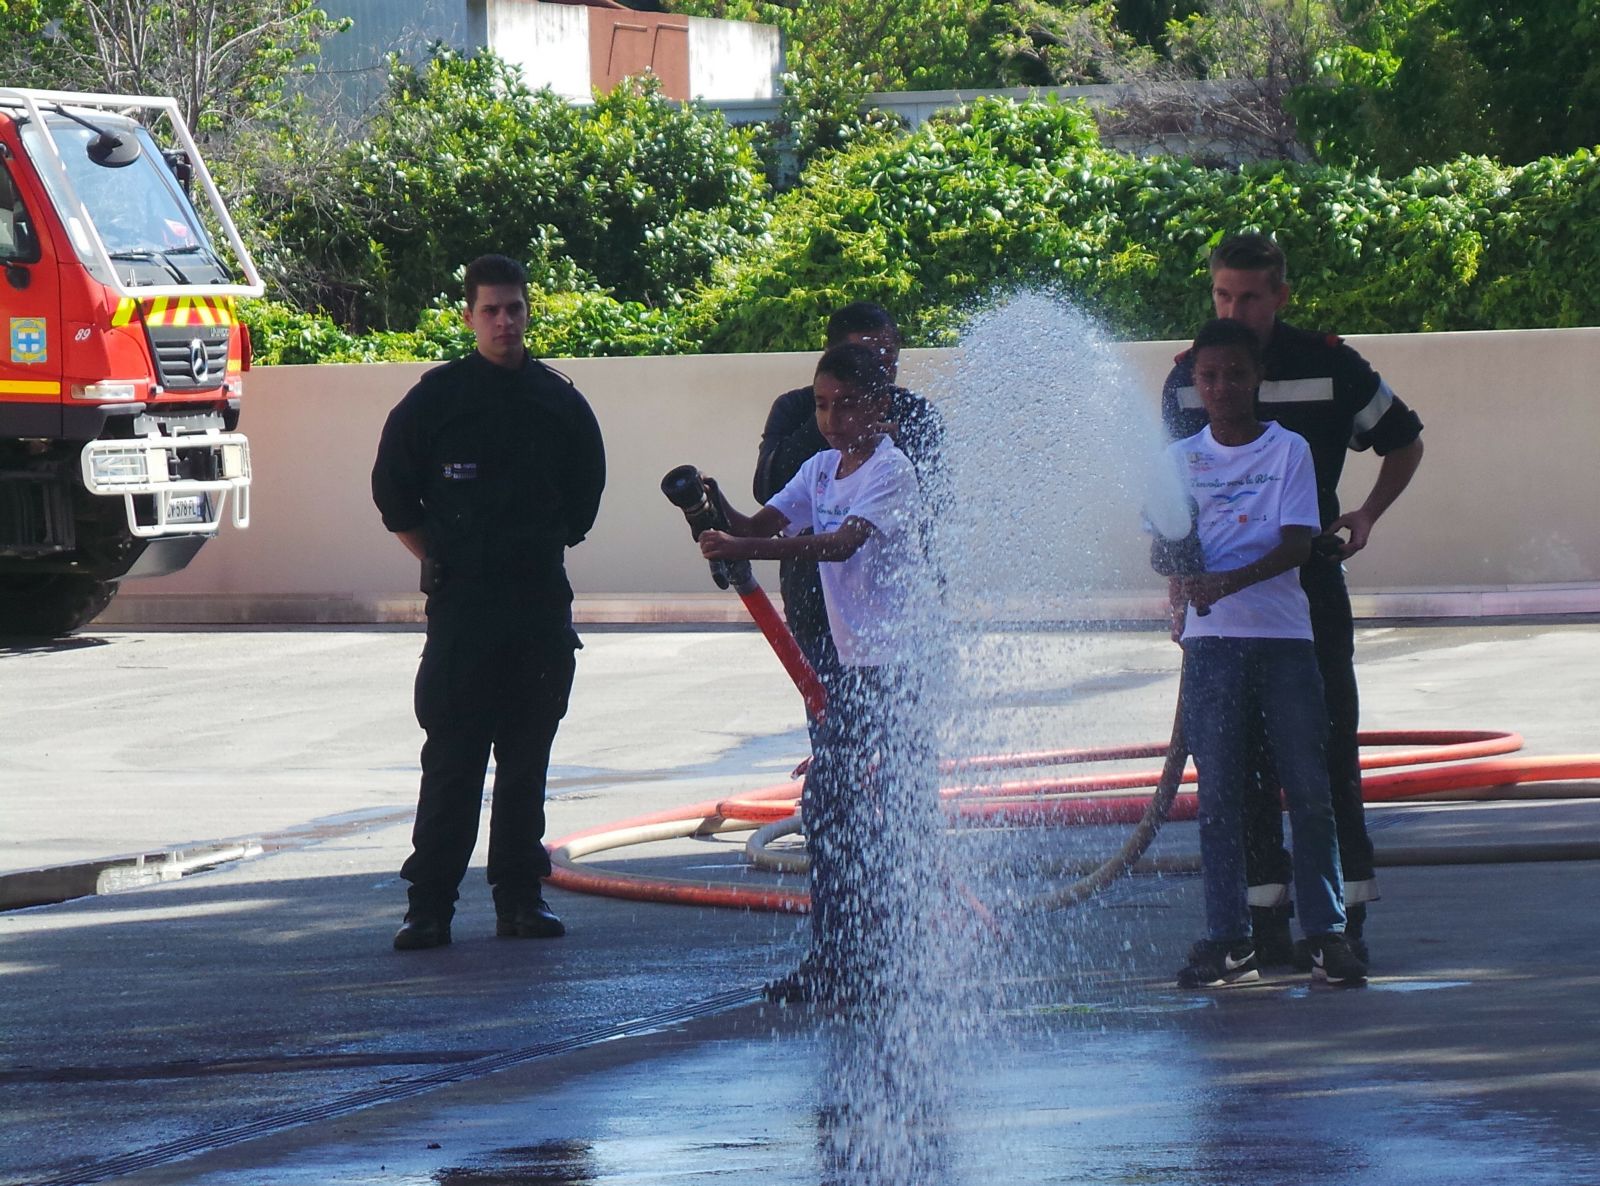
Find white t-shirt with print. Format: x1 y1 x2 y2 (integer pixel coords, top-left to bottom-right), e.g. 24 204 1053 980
1168 420 1320 641
767 435 927 667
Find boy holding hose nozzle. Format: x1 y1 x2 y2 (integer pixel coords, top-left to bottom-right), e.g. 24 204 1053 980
695 343 940 1006
1163 319 1366 988
1163 233 1425 967
755 302 945 705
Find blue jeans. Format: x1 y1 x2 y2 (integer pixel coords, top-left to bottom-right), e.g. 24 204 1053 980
1240 557 1377 904
803 663 939 989
1181 637 1346 942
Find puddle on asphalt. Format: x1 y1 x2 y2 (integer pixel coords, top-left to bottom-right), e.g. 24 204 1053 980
1020 976 1471 1014
1368 977 1472 993
174 999 1596 1186
436 1139 596 1185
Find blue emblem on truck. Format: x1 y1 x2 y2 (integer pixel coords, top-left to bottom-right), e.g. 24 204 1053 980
9 317 46 364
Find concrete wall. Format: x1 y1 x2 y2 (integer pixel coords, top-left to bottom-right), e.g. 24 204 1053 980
487 2 779 103
712 82 1259 161
312 0 489 112
492 0 591 100
687 16 781 101
102 328 1600 625
315 0 778 107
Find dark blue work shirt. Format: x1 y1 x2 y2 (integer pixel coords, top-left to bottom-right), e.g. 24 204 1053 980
372 350 605 628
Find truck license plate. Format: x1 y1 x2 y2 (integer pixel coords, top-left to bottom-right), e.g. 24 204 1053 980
166 493 210 524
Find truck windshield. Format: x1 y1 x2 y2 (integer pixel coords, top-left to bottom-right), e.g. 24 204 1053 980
25 117 230 284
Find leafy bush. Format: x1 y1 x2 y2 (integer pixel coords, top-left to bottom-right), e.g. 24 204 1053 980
257 52 769 332
244 93 1600 363
681 97 1600 350
244 285 693 365
685 96 1114 351
1290 0 1600 172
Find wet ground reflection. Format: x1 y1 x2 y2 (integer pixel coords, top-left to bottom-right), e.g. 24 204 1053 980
436 1139 595 1185
394 996 1594 1186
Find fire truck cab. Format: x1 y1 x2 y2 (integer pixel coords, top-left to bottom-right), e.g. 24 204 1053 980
0 88 261 635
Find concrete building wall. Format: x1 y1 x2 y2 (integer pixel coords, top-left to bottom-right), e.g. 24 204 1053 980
313 0 777 108
314 0 488 112
490 0 592 99
687 16 781 101
102 329 1600 625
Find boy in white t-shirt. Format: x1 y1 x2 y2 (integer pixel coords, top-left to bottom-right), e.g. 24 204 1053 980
699 342 936 1006
1165 318 1366 989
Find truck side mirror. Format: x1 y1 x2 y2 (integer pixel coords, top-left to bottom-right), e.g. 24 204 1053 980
162 149 194 196
87 132 141 168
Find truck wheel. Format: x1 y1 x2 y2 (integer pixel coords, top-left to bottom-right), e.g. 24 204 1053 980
0 575 118 637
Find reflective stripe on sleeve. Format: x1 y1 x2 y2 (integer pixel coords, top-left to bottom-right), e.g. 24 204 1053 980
1258 377 1334 404
1349 379 1396 446
1176 376 1336 410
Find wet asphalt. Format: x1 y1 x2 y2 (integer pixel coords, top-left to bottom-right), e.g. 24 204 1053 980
3 624 1600 1186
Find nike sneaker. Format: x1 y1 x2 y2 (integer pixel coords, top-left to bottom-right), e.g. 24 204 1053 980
1306 933 1368 986
1175 938 1260 988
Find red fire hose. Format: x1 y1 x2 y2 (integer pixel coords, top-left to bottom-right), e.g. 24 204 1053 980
733 578 828 722
547 728 1600 913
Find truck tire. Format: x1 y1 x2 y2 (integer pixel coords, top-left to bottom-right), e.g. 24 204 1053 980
0 575 118 637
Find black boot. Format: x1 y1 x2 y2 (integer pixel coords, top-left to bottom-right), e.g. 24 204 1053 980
496 896 565 939
1345 902 1369 964
1250 904 1295 968
394 911 452 951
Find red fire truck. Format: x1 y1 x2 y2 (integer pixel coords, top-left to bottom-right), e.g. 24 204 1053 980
0 88 261 635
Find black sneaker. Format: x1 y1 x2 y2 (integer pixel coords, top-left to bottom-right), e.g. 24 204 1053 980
496 898 566 939
1250 904 1296 968
393 913 452 951
1293 932 1370 972
1175 939 1259 989
1306 933 1368 986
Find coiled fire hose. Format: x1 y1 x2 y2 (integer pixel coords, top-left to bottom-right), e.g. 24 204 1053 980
547 711 1600 914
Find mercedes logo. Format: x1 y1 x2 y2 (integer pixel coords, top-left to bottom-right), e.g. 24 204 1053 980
188 337 210 382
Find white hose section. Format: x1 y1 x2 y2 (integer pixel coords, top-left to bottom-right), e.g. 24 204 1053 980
746 816 808 873
549 816 768 890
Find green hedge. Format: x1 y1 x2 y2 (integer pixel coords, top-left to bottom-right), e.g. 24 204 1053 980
696 98 1600 348
246 98 1600 363
253 54 769 335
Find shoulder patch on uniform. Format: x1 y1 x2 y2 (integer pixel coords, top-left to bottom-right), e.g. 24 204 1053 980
1324 333 1344 347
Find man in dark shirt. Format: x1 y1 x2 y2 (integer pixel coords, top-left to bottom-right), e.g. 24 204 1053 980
754 302 944 686
372 254 606 951
1162 233 1424 967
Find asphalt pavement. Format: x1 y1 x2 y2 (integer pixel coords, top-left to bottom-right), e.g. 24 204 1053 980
4 623 1600 1185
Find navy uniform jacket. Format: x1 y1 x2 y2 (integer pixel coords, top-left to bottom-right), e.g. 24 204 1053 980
1161 320 1423 529
372 350 605 631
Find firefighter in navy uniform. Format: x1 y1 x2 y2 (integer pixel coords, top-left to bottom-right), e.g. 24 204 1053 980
373 254 605 951
1161 233 1424 968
